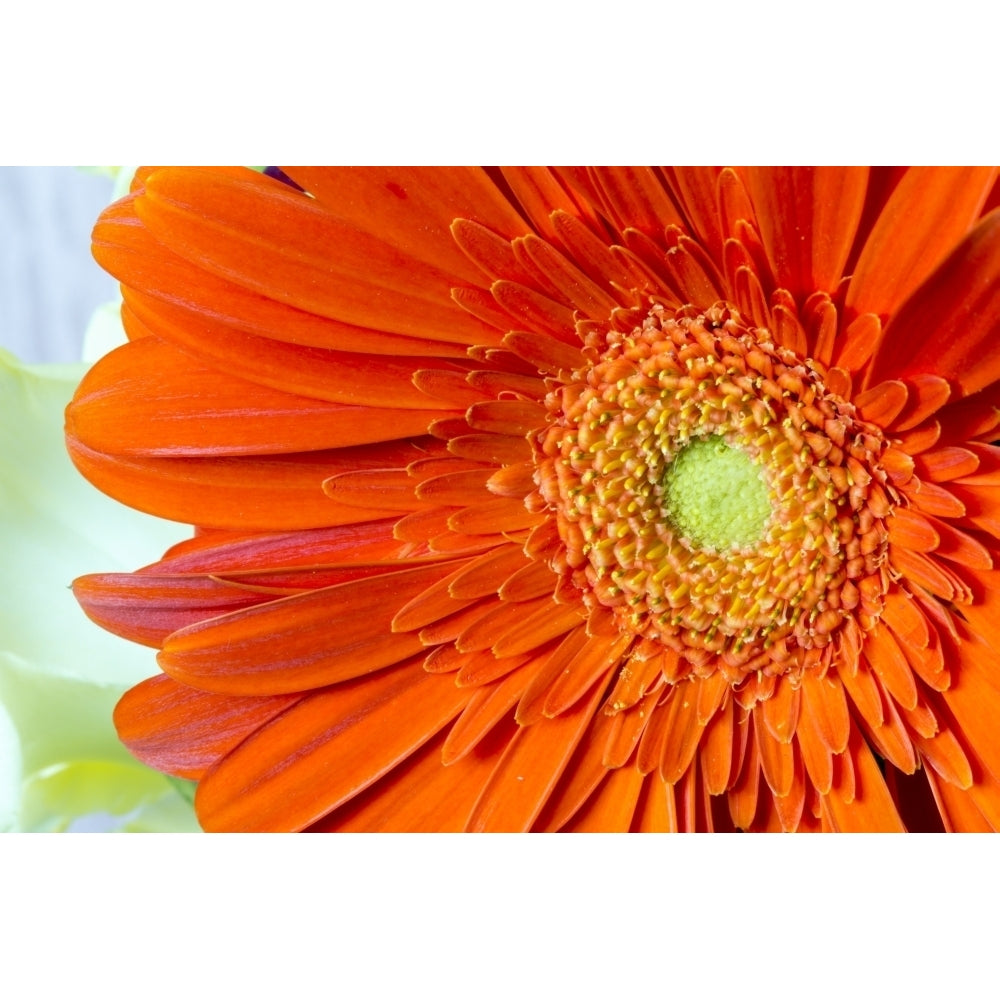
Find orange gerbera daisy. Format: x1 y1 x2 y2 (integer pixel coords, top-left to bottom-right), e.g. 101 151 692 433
67 166 1000 832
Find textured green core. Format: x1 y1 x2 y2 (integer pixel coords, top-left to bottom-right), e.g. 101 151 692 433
663 436 771 550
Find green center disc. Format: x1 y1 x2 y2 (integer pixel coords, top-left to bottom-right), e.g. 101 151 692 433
663 435 771 551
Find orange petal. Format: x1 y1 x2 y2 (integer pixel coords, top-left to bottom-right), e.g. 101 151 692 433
586 167 686 240
864 624 918 711
285 167 530 286
560 765 647 833
66 436 406 531
846 166 998 321
69 337 451 458
93 195 464 357
317 725 510 833
465 672 609 832
745 167 869 299
196 660 469 831
441 660 536 765
799 671 851 754
158 562 461 695
820 728 906 832
753 706 796 798
137 168 501 346
867 210 1000 398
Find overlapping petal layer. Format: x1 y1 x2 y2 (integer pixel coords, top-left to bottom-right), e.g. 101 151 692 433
68 166 1000 831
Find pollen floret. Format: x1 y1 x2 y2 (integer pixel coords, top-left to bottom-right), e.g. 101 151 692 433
537 302 893 679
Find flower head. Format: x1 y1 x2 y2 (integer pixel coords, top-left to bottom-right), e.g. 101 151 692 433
67 166 1000 831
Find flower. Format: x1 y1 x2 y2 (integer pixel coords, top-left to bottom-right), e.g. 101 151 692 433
66 166 1000 832
0 347 197 831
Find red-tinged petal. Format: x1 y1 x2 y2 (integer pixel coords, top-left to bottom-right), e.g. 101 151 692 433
519 235 622 319
466 398 547 437
550 210 636 291
820 729 906 832
443 544 530 601
447 497 542 536
923 515 993 570
196 660 469 832
323 468 424 512
66 436 406 531
745 167 869 300
149 520 412 575
846 166 998 322
867 210 1000 398
832 312 882 373
285 167 530 286
137 168 501 346
158 562 462 695
114 674 300 781
465 672 609 832
73 573 269 648
491 280 578 343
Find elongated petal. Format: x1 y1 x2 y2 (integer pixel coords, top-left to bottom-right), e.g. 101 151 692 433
69 337 451 458
746 167 869 299
868 210 1000 397
137 168 502 346
196 661 469 831
846 166 998 320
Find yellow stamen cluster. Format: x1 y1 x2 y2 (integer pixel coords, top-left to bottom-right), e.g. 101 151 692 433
536 302 892 678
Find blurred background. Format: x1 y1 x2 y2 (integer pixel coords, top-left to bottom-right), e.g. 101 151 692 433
0 167 118 363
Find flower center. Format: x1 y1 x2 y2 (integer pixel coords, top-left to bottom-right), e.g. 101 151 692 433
663 436 770 551
535 301 893 679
